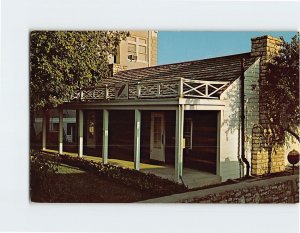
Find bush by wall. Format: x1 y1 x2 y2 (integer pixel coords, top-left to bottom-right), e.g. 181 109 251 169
30 152 59 201
31 151 188 196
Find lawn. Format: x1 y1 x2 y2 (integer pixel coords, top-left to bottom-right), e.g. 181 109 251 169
31 163 155 203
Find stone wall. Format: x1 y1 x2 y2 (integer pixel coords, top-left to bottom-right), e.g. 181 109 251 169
112 63 128 75
141 175 299 203
250 35 285 175
251 125 286 175
251 35 282 125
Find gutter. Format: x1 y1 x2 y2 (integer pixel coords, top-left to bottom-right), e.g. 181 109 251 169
240 58 250 177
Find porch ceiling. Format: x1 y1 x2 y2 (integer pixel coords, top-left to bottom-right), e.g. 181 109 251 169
62 97 226 110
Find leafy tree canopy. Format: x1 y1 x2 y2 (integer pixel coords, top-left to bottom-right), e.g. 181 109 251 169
265 33 299 143
30 31 128 113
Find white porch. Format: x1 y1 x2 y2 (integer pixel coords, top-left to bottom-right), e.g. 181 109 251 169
41 78 228 183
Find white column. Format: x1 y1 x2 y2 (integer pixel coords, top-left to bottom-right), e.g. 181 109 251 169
42 112 47 151
78 109 83 157
134 109 141 170
102 109 109 164
178 78 184 98
175 105 184 182
58 109 63 154
216 110 223 176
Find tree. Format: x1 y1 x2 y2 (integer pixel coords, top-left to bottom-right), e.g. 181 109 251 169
264 33 299 144
30 31 128 113
30 31 129 140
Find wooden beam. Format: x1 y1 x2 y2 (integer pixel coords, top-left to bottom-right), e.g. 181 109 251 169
58 109 63 154
216 110 223 176
78 109 83 157
183 105 225 111
175 105 184 182
134 109 141 170
102 109 109 164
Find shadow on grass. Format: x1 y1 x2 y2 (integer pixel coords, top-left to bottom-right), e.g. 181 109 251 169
31 165 155 203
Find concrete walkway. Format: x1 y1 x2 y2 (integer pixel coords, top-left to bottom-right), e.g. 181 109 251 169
44 149 221 188
142 166 221 188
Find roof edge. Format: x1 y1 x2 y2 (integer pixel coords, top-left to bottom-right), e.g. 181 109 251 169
117 52 252 74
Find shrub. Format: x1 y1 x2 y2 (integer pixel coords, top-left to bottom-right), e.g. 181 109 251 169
30 151 59 201
36 151 188 196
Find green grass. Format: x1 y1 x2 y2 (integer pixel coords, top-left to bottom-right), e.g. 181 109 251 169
31 163 155 203
56 164 85 174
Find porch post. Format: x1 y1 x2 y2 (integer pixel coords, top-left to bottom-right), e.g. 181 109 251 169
134 109 141 170
42 111 47 151
78 109 83 157
58 108 63 154
102 109 109 164
216 110 223 176
175 105 184 182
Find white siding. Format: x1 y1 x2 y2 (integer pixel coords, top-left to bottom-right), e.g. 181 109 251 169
219 59 260 181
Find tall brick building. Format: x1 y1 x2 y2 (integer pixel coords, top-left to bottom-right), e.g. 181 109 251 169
109 31 158 74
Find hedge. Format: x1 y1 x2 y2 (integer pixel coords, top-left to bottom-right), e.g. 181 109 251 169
31 151 188 196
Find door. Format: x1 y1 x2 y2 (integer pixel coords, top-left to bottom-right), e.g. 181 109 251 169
67 123 76 143
150 112 165 162
86 111 96 148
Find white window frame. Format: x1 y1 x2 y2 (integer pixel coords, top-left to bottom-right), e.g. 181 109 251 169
128 36 148 63
184 118 193 150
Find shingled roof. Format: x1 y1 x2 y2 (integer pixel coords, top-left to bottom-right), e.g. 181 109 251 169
102 52 256 85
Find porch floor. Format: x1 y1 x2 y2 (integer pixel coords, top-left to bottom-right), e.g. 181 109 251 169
142 167 221 189
44 149 221 189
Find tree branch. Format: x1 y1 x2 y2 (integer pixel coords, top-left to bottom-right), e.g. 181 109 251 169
286 126 300 143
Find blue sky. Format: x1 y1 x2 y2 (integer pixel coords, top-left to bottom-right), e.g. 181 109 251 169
158 31 296 65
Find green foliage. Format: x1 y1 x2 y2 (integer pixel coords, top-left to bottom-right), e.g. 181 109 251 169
42 152 188 196
265 33 300 144
30 151 59 201
30 31 128 112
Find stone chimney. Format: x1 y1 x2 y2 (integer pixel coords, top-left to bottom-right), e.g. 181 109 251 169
250 35 285 176
251 35 282 59
251 35 282 124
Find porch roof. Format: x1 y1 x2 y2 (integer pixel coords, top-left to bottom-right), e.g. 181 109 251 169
66 53 256 103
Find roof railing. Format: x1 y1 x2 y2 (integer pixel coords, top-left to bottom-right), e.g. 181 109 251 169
70 78 229 101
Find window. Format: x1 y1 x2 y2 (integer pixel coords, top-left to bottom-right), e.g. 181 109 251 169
51 123 59 132
184 118 193 149
139 45 147 61
128 44 136 56
128 37 147 62
67 123 75 135
88 113 95 138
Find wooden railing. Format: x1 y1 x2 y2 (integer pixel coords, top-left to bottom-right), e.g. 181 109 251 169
70 78 229 101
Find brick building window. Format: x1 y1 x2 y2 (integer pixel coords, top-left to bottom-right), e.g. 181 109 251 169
128 36 147 62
